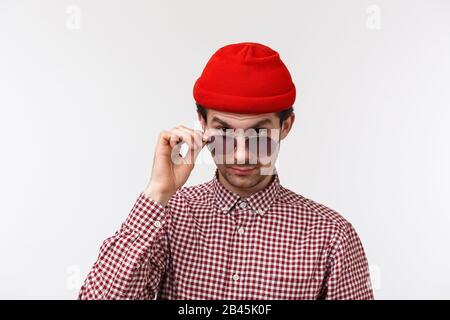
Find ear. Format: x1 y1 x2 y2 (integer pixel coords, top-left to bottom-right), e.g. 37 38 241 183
197 111 206 131
280 112 295 140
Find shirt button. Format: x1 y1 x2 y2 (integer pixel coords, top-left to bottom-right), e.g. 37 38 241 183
239 201 247 209
154 221 162 228
232 274 240 281
237 227 245 235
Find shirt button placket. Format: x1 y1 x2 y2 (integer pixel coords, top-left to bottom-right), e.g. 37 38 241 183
228 201 250 299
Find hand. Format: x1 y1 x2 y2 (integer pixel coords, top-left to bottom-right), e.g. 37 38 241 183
144 125 207 206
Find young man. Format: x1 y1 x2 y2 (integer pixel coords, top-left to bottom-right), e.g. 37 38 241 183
79 42 374 300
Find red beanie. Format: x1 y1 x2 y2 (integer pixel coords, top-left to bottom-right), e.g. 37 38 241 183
193 42 296 114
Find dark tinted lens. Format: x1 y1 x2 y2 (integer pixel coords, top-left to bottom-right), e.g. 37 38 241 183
206 135 216 152
207 132 278 157
207 134 234 155
247 136 278 156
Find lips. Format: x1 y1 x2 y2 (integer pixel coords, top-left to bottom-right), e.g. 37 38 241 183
228 166 256 175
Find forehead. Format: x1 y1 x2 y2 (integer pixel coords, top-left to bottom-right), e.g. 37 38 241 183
206 109 277 127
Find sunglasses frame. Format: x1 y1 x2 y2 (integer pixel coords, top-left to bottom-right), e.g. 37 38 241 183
204 128 280 161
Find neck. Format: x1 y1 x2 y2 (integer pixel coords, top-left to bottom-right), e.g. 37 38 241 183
217 170 275 198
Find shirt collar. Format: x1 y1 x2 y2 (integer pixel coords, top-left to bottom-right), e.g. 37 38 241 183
211 167 281 216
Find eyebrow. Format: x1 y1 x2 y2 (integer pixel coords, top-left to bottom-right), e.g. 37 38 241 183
210 116 273 129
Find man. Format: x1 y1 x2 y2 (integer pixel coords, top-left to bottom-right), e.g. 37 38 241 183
78 42 374 300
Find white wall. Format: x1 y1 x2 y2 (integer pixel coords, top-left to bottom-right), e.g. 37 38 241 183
0 0 449 299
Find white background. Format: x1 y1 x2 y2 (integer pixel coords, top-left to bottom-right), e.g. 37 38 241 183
0 0 449 299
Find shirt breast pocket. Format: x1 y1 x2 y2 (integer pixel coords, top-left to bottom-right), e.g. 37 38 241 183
261 273 322 300
258 252 324 300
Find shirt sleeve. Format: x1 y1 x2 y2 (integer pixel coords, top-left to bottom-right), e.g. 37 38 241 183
78 192 171 300
323 222 374 300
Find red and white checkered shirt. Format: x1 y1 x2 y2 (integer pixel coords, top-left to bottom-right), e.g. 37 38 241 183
79 169 374 300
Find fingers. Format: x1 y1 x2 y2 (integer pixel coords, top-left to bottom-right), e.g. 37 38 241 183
169 128 197 150
175 125 206 147
159 128 201 148
161 125 207 165
168 130 183 149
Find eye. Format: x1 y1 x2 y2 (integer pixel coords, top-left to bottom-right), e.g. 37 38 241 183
254 128 267 134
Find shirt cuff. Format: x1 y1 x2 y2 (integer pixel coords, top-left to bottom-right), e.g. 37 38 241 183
124 192 169 239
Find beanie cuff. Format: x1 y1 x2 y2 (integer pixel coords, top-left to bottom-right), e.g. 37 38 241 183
194 80 296 114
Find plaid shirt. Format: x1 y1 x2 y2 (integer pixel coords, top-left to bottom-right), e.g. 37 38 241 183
79 168 374 300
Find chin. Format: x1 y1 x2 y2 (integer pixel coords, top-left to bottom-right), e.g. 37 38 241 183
224 170 260 188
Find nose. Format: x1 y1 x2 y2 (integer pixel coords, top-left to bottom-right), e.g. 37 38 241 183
234 134 246 164
233 135 258 165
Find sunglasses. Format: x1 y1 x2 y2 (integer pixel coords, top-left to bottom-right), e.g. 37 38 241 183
205 128 280 158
